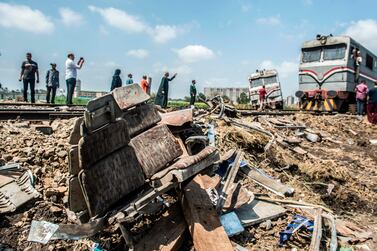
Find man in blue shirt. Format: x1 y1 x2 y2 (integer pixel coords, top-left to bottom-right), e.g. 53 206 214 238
126 73 134 85
367 81 377 124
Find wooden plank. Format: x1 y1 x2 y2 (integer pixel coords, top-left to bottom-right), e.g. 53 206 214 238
309 208 322 251
240 165 294 197
235 199 286 226
217 151 243 212
181 175 233 251
134 204 187 251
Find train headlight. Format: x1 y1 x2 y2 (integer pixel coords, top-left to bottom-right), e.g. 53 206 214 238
327 90 337 98
295 90 305 98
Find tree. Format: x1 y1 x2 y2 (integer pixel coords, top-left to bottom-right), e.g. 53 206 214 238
238 92 250 104
184 96 191 102
222 95 230 102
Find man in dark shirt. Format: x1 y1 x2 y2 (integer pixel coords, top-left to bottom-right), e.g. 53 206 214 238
19 53 39 103
367 81 377 124
190 80 197 107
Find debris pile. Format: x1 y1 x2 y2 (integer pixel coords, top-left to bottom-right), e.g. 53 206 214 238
1 85 376 250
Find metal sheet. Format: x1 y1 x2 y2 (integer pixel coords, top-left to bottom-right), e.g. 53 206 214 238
159 109 193 126
112 84 150 110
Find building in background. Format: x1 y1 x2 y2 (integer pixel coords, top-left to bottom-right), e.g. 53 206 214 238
73 79 108 99
203 87 249 104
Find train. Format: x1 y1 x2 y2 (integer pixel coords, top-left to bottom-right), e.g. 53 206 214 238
296 35 377 112
248 69 284 109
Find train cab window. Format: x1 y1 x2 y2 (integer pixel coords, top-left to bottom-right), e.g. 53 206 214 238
251 79 263 87
366 54 373 70
302 47 321 62
323 44 346 60
263 76 277 85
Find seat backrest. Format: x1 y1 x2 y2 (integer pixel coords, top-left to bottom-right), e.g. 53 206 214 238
84 94 122 134
79 146 145 217
78 119 130 169
130 124 183 178
112 84 150 110
122 104 161 137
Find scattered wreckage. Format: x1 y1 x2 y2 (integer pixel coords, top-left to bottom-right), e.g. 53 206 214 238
0 83 375 250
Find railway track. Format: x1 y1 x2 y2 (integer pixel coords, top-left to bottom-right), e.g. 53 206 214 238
0 107 84 120
0 102 86 107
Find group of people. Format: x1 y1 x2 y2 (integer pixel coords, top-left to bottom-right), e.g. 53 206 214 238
355 80 377 124
19 52 198 108
19 52 84 104
110 70 150 94
111 70 197 108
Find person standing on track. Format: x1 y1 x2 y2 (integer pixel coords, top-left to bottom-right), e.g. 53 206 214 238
259 85 267 110
126 73 134 85
367 81 377 124
155 72 177 108
45 63 59 104
110 69 122 91
65 53 84 105
140 75 149 93
19 52 39 103
355 80 368 116
190 80 197 107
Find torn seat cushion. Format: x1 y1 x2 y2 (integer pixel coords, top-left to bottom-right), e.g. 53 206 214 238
79 146 145 217
79 119 130 169
122 104 161 137
130 124 183 178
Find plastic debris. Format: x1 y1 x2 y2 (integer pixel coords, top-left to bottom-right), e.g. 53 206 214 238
27 220 59 244
278 215 314 246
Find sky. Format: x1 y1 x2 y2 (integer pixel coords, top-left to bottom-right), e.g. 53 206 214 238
1 0 377 99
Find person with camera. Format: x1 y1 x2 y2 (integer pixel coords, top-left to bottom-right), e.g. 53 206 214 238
65 53 84 105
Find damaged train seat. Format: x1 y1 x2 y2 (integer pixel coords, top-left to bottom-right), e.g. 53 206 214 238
68 84 220 226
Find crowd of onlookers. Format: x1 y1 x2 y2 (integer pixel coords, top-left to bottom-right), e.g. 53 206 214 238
18 52 198 108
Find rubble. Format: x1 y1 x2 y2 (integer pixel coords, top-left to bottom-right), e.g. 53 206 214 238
1 89 377 250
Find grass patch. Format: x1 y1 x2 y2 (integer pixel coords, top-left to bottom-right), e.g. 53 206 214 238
54 96 89 105
168 101 209 109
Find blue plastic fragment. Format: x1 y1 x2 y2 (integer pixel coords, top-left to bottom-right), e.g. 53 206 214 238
278 215 314 246
220 212 245 237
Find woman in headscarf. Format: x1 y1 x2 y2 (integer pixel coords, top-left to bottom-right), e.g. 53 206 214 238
154 72 177 108
110 69 122 91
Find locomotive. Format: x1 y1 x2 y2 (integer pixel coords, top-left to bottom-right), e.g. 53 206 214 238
296 35 377 112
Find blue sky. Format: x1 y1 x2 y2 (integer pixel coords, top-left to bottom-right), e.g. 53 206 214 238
1 0 377 98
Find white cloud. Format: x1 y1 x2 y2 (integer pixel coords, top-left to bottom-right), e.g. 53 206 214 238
0 3 54 33
175 45 215 63
256 16 281 26
127 49 149 59
344 19 377 51
151 25 177 43
88 5 147 33
259 60 298 78
59 8 84 26
88 5 182 43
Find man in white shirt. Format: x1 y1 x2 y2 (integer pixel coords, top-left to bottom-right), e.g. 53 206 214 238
65 53 84 105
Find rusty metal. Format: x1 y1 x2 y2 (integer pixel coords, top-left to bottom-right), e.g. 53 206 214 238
159 108 193 126
111 84 150 110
